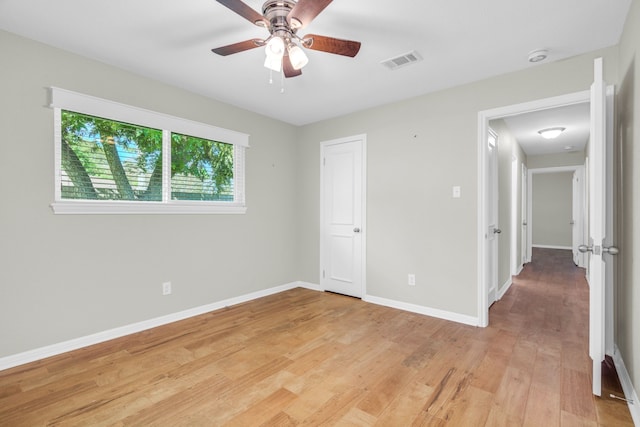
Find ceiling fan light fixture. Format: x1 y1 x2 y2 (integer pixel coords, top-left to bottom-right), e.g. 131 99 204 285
264 54 282 72
265 36 285 57
538 127 566 139
288 44 309 70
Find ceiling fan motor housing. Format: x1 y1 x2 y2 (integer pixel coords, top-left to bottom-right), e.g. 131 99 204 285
262 0 301 40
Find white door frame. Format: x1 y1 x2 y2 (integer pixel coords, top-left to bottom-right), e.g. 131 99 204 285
477 90 590 327
510 154 519 275
573 167 587 268
319 134 367 297
527 165 584 258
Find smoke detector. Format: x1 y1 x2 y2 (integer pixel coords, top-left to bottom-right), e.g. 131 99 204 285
528 49 548 63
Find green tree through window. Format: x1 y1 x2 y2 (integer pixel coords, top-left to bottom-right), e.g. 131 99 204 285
61 111 234 202
171 133 234 201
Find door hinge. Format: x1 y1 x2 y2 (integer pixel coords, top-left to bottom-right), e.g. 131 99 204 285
323 157 326 166
322 269 325 279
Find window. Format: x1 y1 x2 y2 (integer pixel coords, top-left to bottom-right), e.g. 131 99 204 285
50 88 248 214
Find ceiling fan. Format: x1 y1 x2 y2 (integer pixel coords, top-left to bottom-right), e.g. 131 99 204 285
211 0 361 78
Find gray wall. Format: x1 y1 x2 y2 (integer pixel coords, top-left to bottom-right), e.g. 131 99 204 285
0 31 299 357
295 47 618 318
531 172 574 248
617 0 640 403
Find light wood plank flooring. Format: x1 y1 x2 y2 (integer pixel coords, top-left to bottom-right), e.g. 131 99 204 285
0 248 634 426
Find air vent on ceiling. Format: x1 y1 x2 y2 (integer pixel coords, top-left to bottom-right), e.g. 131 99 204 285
381 50 423 70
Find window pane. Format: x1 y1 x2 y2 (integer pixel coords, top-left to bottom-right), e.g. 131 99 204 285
60 111 163 201
171 133 234 201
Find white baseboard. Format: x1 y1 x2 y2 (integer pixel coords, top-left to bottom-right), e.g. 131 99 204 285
297 281 322 292
532 244 572 250
497 277 513 300
363 295 479 326
613 345 640 425
515 264 524 276
1 281 481 372
0 281 319 372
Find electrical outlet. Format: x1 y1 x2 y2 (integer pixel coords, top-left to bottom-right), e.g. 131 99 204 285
162 281 172 295
408 274 416 286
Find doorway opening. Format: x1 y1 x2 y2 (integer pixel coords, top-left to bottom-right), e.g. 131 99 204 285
477 90 591 327
527 165 586 268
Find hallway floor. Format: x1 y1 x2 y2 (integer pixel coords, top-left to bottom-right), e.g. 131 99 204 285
490 247 633 426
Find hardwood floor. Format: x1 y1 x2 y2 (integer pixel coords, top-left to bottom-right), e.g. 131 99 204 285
0 248 634 426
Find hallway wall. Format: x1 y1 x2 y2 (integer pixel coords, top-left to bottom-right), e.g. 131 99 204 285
616 0 640 409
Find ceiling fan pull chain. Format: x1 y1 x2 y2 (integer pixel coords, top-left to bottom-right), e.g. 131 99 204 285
269 68 274 85
280 67 285 94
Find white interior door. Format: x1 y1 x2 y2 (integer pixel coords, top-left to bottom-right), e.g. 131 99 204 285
585 57 610 397
487 130 499 306
521 164 528 264
320 136 365 298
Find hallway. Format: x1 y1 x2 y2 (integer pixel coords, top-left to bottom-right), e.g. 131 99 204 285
489 247 633 426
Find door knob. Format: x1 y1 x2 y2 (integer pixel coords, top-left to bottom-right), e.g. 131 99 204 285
493 228 502 234
578 244 592 253
603 246 619 255
353 227 361 233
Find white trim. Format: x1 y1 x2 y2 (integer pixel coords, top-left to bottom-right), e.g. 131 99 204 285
51 200 247 215
477 116 489 326
0 281 318 371
497 277 513 300
613 346 640 425
0 281 486 372
49 87 249 147
51 87 248 214
522 164 530 264
515 264 524 276
297 281 323 292
478 90 591 328
162 130 172 202
511 154 518 276
528 165 582 174
531 244 573 250
363 295 479 326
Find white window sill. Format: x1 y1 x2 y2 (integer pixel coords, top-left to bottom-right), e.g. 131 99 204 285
50 201 247 215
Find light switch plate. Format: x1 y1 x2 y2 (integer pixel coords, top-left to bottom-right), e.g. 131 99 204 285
453 186 461 198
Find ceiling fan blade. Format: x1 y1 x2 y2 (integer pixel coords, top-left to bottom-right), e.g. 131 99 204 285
216 0 269 27
283 55 302 78
211 39 264 56
287 0 332 29
303 34 361 57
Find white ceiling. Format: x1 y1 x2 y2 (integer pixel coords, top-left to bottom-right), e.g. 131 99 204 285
0 0 631 128
501 102 591 156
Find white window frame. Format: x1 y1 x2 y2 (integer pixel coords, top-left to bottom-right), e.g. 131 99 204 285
50 87 249 214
